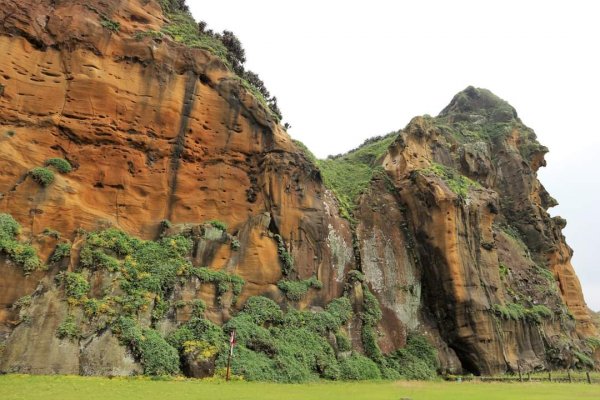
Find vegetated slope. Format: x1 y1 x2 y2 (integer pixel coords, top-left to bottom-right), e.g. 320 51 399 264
0 0 598 380
316 133 398 220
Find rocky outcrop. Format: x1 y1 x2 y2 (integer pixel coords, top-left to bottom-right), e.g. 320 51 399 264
0 0 597 377
356 87 597 374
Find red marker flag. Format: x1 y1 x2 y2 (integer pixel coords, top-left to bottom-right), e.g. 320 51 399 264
229 330 236 355
226 329 236 381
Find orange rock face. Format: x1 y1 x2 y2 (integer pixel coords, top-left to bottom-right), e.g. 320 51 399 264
356 91 598 374
0 0 353 372
0 1 596 376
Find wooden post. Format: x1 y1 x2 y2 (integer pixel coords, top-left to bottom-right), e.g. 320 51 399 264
586 371 591 384
548 371 552 382
518 363 523 382
527 372 531 382
226 329 236 382
568 369 572 383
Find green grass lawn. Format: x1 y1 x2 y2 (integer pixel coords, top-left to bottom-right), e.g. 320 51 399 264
0 375 599 400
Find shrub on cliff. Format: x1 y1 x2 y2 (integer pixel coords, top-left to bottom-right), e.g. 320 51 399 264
50 243 71 263
56 315 81 340
339 353 382 380
100 17 120 33
385 334 438 380
208 220 227 231
220 30 246 75
45 158 72 174
418 162 480 199
29 167 54 187
113 316 180 375
159 3 284 121
0 213 41 273
64 272 90 300
159 0 189 13
212 295 352 382
277 277 322 301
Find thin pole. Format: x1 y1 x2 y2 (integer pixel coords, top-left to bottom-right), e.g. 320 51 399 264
518 363 522 382
548 370 552 382
586 371 591 384
568 369 572 383
226 329 236 382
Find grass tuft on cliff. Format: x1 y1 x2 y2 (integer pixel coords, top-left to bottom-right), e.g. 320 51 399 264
418 162 481 199
317 132 398 219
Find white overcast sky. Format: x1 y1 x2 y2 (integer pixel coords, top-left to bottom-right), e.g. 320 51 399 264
188 0 600 310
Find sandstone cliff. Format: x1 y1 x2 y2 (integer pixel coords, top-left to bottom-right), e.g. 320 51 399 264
0 0 597 378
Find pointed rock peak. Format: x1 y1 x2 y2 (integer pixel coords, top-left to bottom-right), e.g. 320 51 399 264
439 86 519 123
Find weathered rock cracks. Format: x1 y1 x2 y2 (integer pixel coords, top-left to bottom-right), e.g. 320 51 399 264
0 0 597 377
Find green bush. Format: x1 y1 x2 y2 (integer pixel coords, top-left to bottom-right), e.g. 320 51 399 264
526 304 553 323
139 329 180 375
359 285 385 365
44 158 72 174
158 5 283 121
79 228 196 315
273 234 294 275
64 272 90 300
492 302 552 324
0 213 41 273
361 287 383 326
224 345 278 381
113 317 180 375
42 227 61 239
241 296 283 324
499 263 509 279
215 295 358 382
29 167 54 187
535 265 555 282
385 334 438 380
327 297 353 326
347 270 365 282
189 267 245 304
159 219 172 230
339 353 382 380
209 220 227 231
335 331 352 352
50 243 71 263
100 17 120 32
573 350 595 369
12 295 32 309
167 315 225 360
56 315 80 340
277 277 322 301
79 246 120 271
190 299 206 317
134 30 163 41
586 336 600 350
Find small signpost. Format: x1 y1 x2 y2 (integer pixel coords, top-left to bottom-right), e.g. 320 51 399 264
226 329 236 382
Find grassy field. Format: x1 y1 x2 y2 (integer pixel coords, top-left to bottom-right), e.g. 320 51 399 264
0 375 599 400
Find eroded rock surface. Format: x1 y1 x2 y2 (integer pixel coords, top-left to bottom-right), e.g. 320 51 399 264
0 0 597 377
